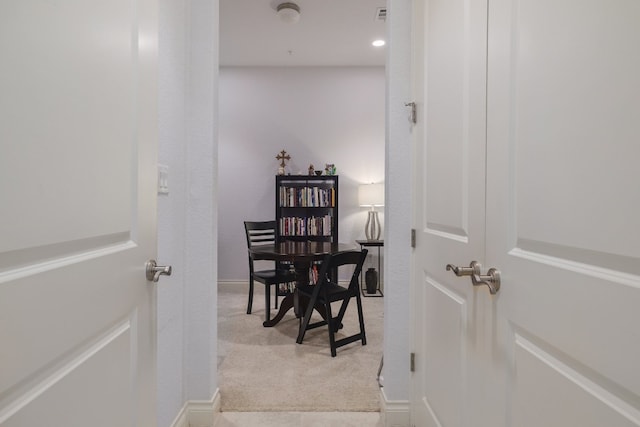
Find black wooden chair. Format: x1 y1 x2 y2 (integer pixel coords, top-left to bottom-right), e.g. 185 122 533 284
244 221 296 322
296 249 368 357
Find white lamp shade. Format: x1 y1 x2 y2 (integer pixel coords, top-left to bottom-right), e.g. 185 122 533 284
358 183 384 207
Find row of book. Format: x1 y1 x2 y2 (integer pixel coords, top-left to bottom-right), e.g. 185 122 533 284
278 186 336 208
277 282 296 293
279 215 333 236
276 264 321 292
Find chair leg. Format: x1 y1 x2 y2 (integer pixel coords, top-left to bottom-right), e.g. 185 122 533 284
335 297 351 328
325 301 337 357
355 293 367 346
296 296 316 344
264 283 271 323
247 277 254 314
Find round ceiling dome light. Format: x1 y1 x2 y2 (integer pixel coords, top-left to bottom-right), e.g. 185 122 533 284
372 40 386 47
277 2 301 23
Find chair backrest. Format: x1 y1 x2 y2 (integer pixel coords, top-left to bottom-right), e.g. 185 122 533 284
316 249 368 291
244 220 277 249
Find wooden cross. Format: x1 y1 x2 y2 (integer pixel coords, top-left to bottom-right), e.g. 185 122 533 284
276 149 291 168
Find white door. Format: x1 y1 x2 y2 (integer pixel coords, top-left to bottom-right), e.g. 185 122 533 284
412 0 640 426
485 0 640 425
410 0 491 425
0 1 159 426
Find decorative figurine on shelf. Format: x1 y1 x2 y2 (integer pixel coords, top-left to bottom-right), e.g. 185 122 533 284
276 149 291 175
324 163 336 175
308 164 315 175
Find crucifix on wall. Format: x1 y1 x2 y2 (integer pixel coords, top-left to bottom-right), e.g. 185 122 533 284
276 149 291 175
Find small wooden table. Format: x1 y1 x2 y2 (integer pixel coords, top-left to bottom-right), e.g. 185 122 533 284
249 241 355 327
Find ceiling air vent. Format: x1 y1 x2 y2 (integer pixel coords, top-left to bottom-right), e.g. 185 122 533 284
375 7 387 21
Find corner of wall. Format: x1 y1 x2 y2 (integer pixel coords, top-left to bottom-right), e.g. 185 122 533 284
380 387 411 427
169 389 220 427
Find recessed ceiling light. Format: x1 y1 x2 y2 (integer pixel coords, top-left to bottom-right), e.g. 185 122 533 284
372 40 385 47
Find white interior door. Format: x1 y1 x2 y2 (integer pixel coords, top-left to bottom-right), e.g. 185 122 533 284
486 0 640 425
0 1 159 426
411 0 489 425
412 0 640 426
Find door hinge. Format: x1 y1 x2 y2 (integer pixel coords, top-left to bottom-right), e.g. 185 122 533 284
410 352 415 372
411 229 416 248
405 102 417 124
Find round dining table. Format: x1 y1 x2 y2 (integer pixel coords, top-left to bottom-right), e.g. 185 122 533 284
248 241 356 327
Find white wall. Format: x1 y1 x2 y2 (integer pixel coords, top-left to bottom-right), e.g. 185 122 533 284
381 0 412 420
218 66 386 281
158 1 218 426
158 1 187 425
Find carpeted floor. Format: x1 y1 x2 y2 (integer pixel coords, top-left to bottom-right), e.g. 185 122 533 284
218 282 384 412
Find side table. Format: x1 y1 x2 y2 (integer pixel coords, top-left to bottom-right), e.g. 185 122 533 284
356 239 384 297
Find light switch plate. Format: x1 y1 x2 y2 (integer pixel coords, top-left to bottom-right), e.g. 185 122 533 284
158 164 169 194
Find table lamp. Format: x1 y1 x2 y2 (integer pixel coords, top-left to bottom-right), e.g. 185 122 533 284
358 183 384 241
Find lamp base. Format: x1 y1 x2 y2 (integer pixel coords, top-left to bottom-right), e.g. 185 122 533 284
364 210 381 241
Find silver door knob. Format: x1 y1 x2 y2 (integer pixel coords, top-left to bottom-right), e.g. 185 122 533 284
470 266 501 295
446 261 482 277
146 260 172 282
446 261 501 294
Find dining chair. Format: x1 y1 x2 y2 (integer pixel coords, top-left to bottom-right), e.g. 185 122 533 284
296 249 368 357
243 221 296 322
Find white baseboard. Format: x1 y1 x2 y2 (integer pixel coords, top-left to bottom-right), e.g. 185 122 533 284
218 279 353 287
218 280 247 286
170 389 220 427
380 388 410 427
170 405 188 427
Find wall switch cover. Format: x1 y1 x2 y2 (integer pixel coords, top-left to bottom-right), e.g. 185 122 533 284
158 164 169 194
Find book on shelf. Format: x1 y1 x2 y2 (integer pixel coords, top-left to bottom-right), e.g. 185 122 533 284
278 282 295 293
279 214 333 236
278 186 335 208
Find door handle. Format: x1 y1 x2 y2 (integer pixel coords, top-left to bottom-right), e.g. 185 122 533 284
446 261 482 277
470 266 501 295
146 260 172 282
446 261 501 294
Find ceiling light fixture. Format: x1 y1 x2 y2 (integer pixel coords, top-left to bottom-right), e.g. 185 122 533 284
277 2 301 24
372 40 386 47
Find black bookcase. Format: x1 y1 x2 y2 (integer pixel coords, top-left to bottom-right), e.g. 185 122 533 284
275 175 339 244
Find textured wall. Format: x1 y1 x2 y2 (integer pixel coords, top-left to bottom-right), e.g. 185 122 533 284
158 1 218 426
158 1 187 425
383 0 412 416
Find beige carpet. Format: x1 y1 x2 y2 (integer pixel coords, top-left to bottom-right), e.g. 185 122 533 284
218 282 383 412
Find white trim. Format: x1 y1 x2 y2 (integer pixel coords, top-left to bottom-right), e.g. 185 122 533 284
169 404 188 427
218 279 352 286
0 321 131 423
380 387 410 427
169 389 221 427
218 280 247 286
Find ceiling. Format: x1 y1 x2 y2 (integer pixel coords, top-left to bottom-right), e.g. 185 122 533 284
219 0 387 67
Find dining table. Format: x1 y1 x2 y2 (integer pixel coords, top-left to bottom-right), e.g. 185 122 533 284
249 241 356 327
